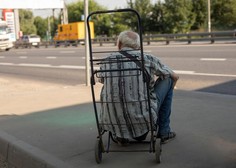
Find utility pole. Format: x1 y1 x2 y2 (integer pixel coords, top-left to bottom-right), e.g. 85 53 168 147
207 0 211 32
14 9 20 40
47 16 51 41
84 0 90 86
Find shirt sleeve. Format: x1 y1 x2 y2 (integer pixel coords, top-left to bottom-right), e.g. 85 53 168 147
97 65 105 84
145 54 174 78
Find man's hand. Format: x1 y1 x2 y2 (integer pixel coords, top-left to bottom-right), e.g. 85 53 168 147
171 72 179 89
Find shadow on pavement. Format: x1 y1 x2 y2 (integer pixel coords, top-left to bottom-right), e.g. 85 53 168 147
196 79 236 95
0 90 236 168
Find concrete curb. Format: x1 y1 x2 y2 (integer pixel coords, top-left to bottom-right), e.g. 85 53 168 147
0 130 74 168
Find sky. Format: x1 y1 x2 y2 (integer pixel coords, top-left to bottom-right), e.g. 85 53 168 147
33 0 159 18
33 0 128 18
80 0 127 9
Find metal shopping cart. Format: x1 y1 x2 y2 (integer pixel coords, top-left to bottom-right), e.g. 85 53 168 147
87 8 161 164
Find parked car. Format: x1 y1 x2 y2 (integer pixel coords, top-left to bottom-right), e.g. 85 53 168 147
23 34 41 48
15 34 41 48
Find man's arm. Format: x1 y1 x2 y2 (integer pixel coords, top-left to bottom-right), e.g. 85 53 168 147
170 72 179 89
145 54 179 88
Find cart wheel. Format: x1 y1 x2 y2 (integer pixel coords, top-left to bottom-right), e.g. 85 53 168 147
155 138 161 163
95 138 103 164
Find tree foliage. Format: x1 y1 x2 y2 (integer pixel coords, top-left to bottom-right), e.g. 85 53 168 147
148 1 165 33
20 0 236 40
67 0 107 22
34 16 47 39
162 0 195 33
19 9 37 35
109 12 130 36
211 0 236 30
127 0 153 33
67 0 113 36
191 0 207 30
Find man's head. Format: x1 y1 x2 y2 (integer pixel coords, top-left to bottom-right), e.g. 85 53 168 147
117 31 140 50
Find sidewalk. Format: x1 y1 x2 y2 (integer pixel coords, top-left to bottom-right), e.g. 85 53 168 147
0 74 236 168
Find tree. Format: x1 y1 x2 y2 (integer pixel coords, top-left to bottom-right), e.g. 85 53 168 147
67 0 113 36
211 0 236 30
19 9 37 35
191 0 207 31
162 0 195 33
34 16 47 39
148 1 165 33
109 12 130 36
126 0 153 33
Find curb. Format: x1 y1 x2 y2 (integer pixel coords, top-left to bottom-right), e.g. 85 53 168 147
0 130 74 168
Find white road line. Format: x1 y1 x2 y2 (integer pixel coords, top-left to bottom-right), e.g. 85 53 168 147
174 70 236 78
190 72 236 78
200 58 226 61
19 56 28 59
0 63 14 65
174 70 195 74
59 51 75 54
58 65 85 69
0 56 5 58
0 63 235 78
16 52 27 54
81 56 97 59
0 63 99 70
46 57 57 59
144 50 152 53
58 65 99 70
18 63 51 67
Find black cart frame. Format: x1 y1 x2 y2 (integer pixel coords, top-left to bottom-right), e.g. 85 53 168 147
86 8 161 164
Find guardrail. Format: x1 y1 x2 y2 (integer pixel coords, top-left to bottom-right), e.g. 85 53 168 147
13 31 236 48
144 31 236 45
95 31 236 46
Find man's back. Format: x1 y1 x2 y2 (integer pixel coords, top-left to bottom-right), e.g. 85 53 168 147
98 49 157 139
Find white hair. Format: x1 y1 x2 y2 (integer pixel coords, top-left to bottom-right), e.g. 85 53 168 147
118 31 140 49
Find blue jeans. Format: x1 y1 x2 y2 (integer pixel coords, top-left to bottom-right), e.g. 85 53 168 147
154 77 174 136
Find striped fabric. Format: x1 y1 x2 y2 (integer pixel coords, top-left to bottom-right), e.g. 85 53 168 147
98 47 173 139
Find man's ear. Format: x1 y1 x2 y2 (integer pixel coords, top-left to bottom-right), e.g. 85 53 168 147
118 41 122 50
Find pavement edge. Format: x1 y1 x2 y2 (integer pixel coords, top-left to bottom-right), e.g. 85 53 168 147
0 130 74 168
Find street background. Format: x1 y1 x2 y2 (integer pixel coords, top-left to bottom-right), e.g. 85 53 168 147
0 43 236 167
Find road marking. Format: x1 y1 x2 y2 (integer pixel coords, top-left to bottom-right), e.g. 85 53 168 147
174 70 236 78
190 72 236 78
0 63 14 65
58 65 99 70
58 65 85 69
200 58 226 61
46 57 57 59
59 51 75 54
19 56 27 59
81 56 97 59
0 63 99 69
16 52 27 54
0 63 235 78
0 56 5 58
174 70 195 74
18 63 51 67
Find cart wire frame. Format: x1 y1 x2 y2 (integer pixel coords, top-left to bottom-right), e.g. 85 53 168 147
86 8 161 163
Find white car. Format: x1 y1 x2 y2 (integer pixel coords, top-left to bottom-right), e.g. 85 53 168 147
22 34 41 48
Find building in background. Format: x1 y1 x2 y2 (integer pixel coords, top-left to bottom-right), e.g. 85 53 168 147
0 9 20 41
0 0 67 41
2 9 17 41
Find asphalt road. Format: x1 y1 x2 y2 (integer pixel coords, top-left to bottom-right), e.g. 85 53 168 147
0 43 236 95
0 44 236 168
